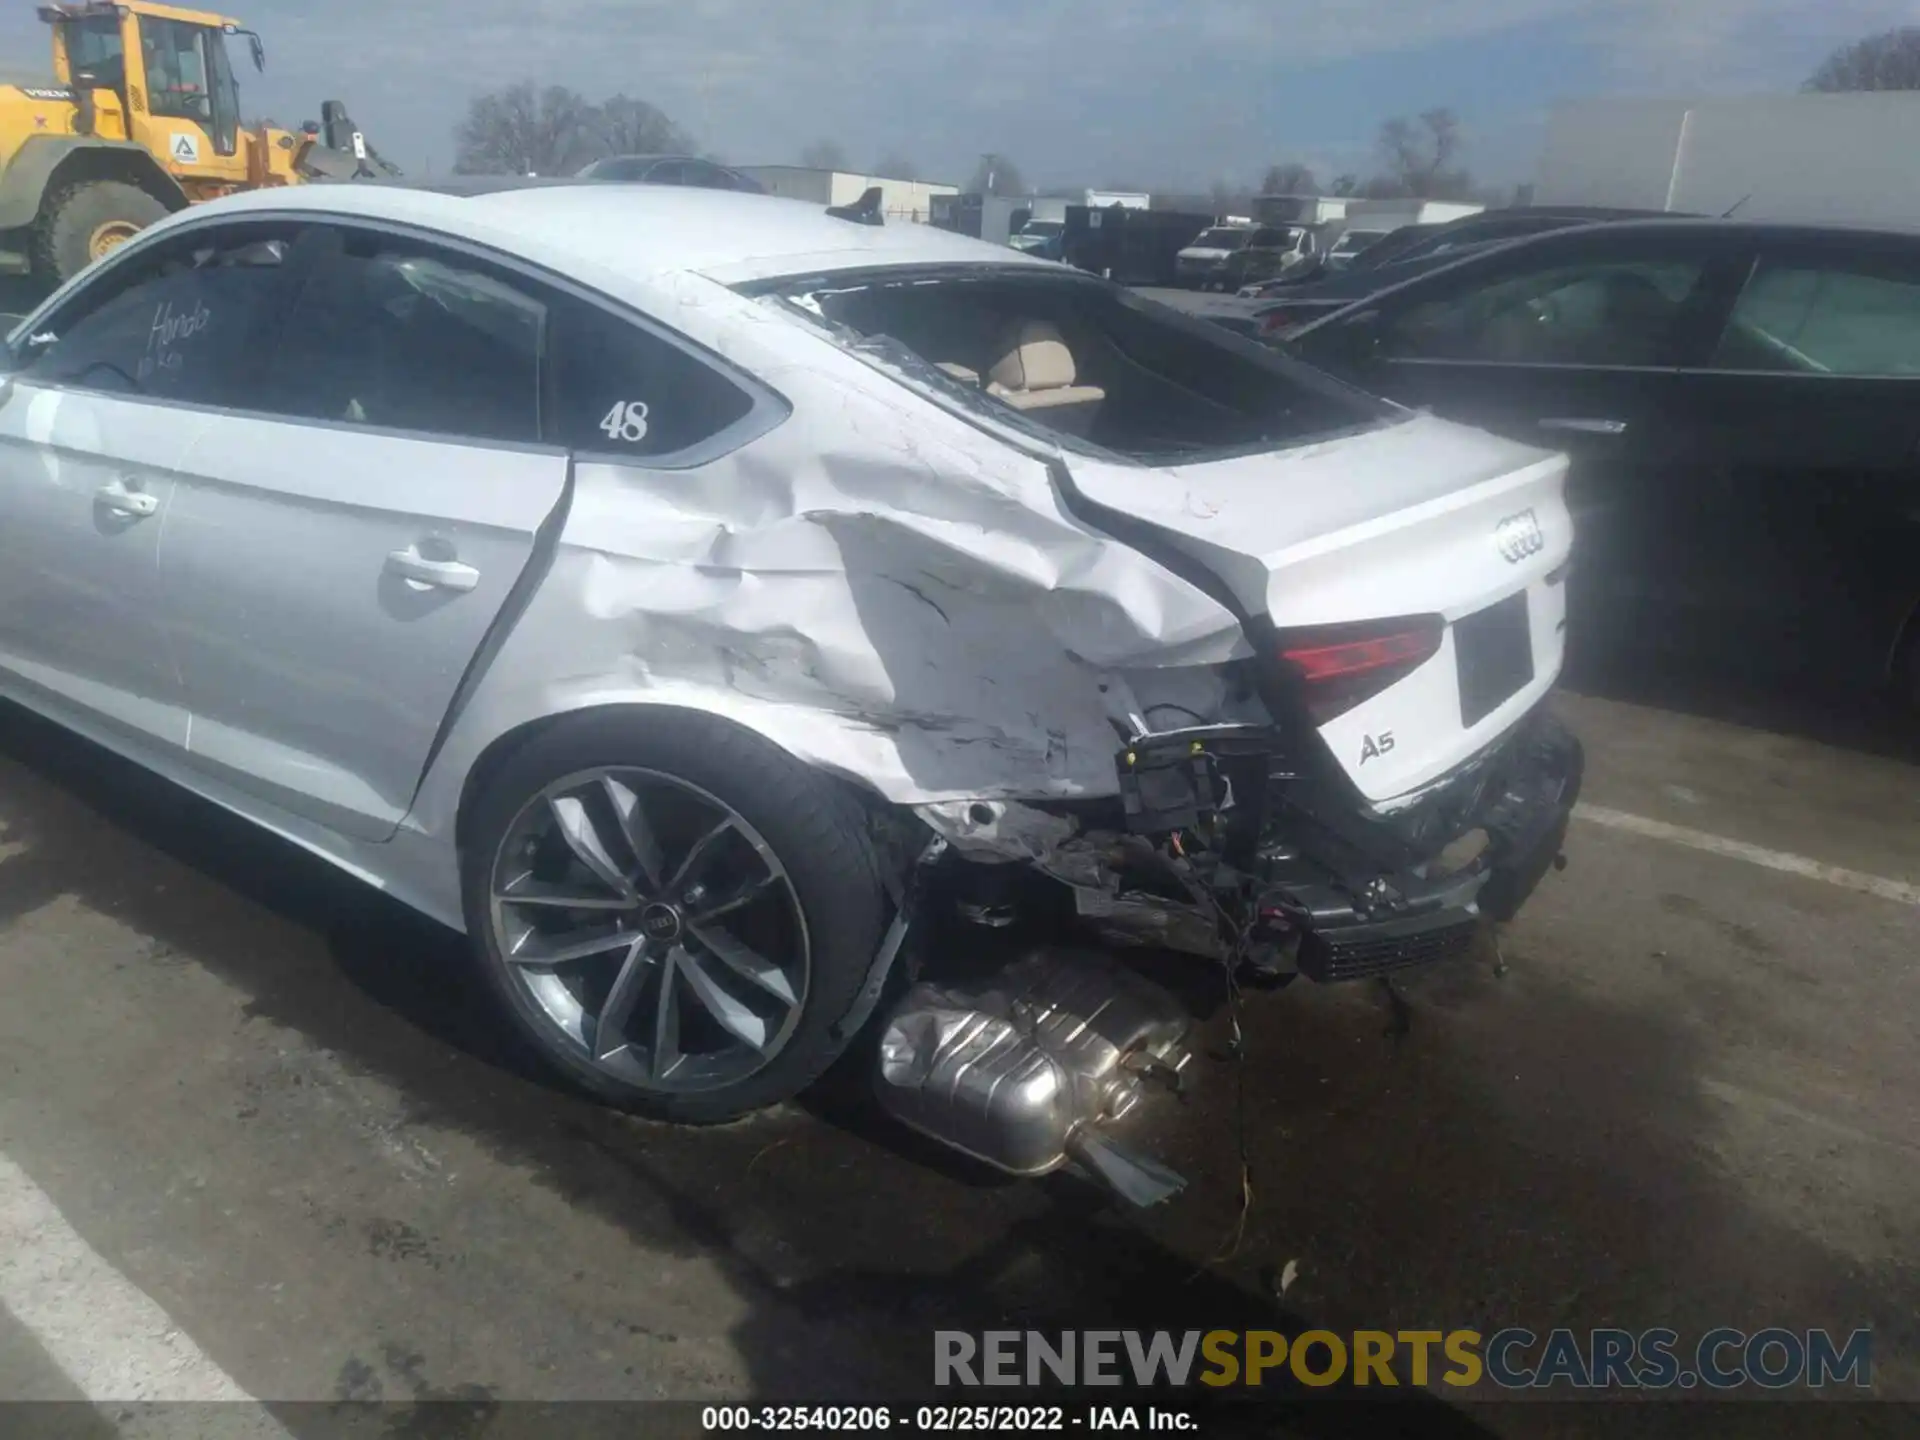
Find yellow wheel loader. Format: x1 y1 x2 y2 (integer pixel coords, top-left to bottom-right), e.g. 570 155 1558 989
0 2 397 284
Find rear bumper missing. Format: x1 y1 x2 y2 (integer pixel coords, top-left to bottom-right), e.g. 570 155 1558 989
1265 709 1584 982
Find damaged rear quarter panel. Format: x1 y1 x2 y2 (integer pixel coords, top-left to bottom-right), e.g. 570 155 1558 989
408 271 1249 848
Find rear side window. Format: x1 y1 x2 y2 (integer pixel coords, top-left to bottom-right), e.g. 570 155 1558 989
1709 259 1920 376
1385 258 1706 366
549 302 755 457
254 232 545 444
19 233 289 407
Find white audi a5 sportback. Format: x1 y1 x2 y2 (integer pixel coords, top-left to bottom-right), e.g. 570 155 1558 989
0 180 1580 1196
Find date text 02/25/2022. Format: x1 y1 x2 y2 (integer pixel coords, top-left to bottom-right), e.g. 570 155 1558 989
700 1404 1198 1433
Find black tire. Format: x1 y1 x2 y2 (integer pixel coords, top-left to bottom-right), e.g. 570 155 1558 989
31 180 168 285
461 709 890 1123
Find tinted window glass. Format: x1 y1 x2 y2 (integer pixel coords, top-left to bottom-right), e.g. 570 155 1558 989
550 302 756 457
1710 260 1920 376
1385 258 1705 366
256 233 544 443
144 18 211 123
20 234 287 405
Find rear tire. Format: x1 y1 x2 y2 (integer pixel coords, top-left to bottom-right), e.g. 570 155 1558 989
31 180 168 285
461 711 890 1124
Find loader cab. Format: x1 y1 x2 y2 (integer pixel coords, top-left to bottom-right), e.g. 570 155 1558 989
46 3 259 167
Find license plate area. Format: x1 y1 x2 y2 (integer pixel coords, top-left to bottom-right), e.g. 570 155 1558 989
1455 591 1534 727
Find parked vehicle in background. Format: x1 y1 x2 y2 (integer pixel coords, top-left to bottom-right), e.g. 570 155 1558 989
1325 228 1390 270
1009 218 1065 259
577 154 765 193
1284 219 1920 707
0 178 1581 1197
1240 207 1682 302
1176 224 1316 289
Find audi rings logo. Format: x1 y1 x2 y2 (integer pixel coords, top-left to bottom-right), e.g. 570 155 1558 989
1495 508 1546 564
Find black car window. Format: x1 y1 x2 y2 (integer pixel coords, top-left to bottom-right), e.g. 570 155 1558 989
254 230 545 444
549 300 756 458
16 227 293 407
1384 258 1706 366
1709 259 1920 377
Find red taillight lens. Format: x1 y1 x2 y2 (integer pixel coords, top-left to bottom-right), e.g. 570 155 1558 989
1258 308 1299 337
1278 617 1445 723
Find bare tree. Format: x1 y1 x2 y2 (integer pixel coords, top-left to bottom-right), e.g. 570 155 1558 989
1806 26 1920 90
594 94 695 157
968 153 1027 195
1330 172 1360 197
1260 161 1319 195
455 82 604 176
800 139 849 170
1376 108 1473 199
872 152 918 179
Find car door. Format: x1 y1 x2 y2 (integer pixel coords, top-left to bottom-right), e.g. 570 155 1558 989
0 222 299 750
1671 235 1920 690
156 223 572 842
1289 229 1750 670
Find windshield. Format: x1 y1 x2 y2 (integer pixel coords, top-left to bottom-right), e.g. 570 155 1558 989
1192 228 1250 249
753 266 1387 464
1020 220 1064 238
59 16 123 84
1334 231 1385 252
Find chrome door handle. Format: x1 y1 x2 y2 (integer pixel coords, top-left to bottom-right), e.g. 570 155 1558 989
95 478 159 518
385 546 480 592
1539 417 1628 436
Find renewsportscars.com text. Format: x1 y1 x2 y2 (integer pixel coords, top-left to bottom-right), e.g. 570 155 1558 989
934 1327 1872 1391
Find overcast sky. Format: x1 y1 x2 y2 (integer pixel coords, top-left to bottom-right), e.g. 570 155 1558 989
3 0 1915 189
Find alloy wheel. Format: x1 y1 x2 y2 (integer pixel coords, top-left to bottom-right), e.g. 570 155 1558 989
487 767 811 1094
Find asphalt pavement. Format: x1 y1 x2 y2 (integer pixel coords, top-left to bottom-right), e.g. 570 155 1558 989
0 664 1916 1437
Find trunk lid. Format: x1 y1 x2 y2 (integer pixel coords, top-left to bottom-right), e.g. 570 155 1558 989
1065 412 1573 806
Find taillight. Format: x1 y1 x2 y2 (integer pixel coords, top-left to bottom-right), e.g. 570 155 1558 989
1258 307 1299 337
1277 616 1445 723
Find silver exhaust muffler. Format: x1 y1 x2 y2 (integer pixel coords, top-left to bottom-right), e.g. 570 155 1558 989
873 948 1192 1206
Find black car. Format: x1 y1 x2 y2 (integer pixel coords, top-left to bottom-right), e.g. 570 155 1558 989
576 154 766 193
1284 218 1920 705
1242 207 1682 304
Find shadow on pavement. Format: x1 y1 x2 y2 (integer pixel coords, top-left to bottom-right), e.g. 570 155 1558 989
0 699 1913 1437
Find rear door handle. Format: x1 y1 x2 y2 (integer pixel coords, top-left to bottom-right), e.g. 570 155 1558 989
385 546 480 592
95 478 159 518
1539 417 1628 437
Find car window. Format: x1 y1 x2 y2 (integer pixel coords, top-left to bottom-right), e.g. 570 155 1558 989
1384 257 1706 366
1708 259 1920 377
16 230 291 406
549 300 756 457
253 230 544 444
1251 230 1281 248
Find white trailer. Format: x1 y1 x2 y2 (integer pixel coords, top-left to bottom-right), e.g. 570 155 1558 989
1533 93 1920 227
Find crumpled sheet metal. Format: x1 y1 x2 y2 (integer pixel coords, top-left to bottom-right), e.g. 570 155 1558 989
423 286 1255 817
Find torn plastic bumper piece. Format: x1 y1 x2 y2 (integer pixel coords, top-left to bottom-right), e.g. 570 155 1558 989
874 948 1191 1205
1271 712 1583 982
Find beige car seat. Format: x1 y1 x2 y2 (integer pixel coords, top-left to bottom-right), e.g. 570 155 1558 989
984 320 1105 436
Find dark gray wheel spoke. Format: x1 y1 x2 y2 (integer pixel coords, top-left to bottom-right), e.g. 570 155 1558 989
507 925 636 966
650 946 682 1082
592 937 654 1061
548 793 636 900
601 776 666 891
683 870 779 923
687 923 798 1007
668 816 737 893
489 765 810 1095
676 945 773 1052
494 875 635 911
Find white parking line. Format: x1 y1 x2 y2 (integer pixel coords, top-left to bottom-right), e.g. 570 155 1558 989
1574 803 1920 909
0 1150 287 1424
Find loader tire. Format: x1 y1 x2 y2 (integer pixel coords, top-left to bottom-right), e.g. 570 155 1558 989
31 181 167 285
